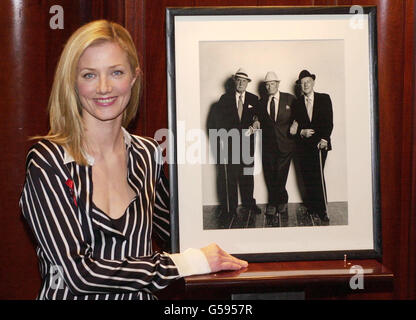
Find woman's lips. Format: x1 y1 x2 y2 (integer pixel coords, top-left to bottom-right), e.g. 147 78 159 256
93 96 117 106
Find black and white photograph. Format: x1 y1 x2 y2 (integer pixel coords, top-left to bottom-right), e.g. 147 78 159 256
202 40 347 231
166 6 381 261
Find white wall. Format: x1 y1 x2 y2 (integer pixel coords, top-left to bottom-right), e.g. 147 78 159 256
199 39 347 205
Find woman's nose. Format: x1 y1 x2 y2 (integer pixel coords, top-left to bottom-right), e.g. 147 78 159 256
97 76 112 94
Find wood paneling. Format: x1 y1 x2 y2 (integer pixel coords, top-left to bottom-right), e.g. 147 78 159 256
0 0 414 299
258 0 314 5
400 0 416 299
141 0 193 137
0 0 96 299
184 259 394 299
124 0 146 134
0 0 132 300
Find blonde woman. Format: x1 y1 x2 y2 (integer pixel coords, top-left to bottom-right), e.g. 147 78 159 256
19 20 247 300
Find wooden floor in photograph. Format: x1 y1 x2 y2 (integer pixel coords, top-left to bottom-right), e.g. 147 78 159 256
203 202 348 230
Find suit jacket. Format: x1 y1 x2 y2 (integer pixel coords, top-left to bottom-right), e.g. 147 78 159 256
207 90 259 165
257 91 296 154
212 91 259 130
293 91 333 151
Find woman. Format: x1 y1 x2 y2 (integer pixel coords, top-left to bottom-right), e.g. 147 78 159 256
19 20 247 300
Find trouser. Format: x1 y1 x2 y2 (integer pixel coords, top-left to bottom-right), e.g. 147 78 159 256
296 146 328 214
262 150 292 209
216 163 255 212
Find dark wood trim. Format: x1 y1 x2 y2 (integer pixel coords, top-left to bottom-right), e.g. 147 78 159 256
401 0 416 299
183 259 394 299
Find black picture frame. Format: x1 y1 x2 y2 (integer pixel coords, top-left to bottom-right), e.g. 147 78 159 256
165 6 381 262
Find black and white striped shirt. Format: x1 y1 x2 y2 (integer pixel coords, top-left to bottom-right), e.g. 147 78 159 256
19 129 180 300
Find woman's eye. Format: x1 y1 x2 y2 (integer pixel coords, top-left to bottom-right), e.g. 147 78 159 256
82 73 95 79
113 70 124 77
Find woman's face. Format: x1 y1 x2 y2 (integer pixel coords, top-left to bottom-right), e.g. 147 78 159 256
76 41 137 126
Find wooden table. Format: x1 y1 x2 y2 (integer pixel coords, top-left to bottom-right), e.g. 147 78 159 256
181 259 394 299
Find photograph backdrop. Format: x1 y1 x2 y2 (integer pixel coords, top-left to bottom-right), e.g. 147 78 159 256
199 39 347 205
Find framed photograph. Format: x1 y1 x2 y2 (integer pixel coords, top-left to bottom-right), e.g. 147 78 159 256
165 6 381 262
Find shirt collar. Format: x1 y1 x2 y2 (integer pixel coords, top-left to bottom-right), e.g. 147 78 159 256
304 91 314 102
63 127 132 166
269 91 280 101
236 91 245 99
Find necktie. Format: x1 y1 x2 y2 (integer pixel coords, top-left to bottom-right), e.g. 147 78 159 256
270 97 276 122
306 97 313 121
238 94 243 120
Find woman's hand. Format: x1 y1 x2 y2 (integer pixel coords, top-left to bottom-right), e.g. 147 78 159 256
200 243 248 273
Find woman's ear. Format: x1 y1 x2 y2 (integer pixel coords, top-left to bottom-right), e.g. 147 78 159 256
131 67 141 87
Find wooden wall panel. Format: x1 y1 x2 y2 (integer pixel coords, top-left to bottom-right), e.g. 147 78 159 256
259 0 314 5
0 0 142 300
400 0 416 299
357 0 412 299
0 0 96 299
412 0 416 297
124 0 147 134
0 0 46 299
142 0 193 138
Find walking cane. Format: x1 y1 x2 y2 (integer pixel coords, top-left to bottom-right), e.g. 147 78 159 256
224 162 230 214
220 140 230 214
318 147 329 215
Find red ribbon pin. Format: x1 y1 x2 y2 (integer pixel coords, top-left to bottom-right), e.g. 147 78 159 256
65 179 77 207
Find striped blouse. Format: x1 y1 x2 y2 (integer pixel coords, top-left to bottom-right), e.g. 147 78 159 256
19 129 180 300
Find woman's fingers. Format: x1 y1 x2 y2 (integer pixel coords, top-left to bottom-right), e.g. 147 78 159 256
201 243 248 273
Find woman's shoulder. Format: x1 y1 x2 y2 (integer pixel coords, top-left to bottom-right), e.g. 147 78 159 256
25 139 66 169
129 134 160 151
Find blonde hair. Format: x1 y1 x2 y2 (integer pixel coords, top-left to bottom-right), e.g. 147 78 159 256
38 20 141 165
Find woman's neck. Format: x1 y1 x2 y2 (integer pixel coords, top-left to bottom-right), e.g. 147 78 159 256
83 121 125 161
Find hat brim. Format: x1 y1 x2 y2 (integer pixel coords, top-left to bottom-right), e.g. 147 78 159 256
264 79 280 83
233 75 251 82
296 74 316 84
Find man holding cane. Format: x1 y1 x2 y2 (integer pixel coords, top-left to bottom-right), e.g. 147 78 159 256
291 70 333 225
207 68 261 227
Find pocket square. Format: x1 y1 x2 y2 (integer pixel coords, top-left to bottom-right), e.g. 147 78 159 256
286 105 291 110
248 104 254 109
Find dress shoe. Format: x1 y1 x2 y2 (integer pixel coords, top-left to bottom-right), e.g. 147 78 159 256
265 205 277 216
318 211 330 225
240 206 249 215
277 203 288 216
309 211 321 226
218 208 236 229
250 204 262 215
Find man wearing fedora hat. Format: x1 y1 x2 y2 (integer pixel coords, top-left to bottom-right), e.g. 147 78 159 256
207 67 261 223
257 71 297 218
291 69 333 225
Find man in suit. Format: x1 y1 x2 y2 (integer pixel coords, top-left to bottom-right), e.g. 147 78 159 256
291 70 333 224
257 71 296 217
207 68 262 221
